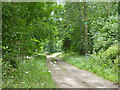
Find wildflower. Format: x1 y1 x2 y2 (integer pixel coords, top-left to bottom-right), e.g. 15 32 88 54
48 70 51 72
26 56 32 59
26 71 29 74
21 82 25 84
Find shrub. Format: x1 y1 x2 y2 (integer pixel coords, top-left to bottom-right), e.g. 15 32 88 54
91 14 118 52
89 43 118 70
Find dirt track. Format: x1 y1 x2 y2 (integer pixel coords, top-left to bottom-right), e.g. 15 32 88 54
46 53 118 88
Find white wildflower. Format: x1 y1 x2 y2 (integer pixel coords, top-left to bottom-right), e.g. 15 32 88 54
26 56 32 59
48 70 51 72
21 82 25 84
26 71 29 74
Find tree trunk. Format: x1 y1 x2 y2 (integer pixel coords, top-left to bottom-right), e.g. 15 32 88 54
84 2 88 54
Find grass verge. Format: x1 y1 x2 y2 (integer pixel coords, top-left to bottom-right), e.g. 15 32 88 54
2 55 56 88
57 53 118 83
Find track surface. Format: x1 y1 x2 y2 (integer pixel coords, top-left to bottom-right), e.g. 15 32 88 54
46 53 118 88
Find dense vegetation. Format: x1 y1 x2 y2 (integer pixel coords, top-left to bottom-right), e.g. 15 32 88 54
57 45 118 82
2 2 119 88
3 55 56 88
2 2 61 88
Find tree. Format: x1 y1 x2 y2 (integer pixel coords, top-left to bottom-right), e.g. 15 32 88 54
84 2 88 54
2 2 58 66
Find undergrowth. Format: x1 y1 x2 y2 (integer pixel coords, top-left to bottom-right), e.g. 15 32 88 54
57 44 118 83
2 55 56 88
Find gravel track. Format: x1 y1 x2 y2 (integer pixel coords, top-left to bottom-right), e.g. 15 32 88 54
46 53 118 88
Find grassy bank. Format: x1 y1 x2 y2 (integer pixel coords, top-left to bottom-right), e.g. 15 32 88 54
2 55 56 88
57 53 118 83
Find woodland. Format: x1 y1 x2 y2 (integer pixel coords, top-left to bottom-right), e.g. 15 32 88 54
2 2 120 88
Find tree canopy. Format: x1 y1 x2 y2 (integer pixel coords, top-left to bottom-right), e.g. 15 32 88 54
2 2 119 87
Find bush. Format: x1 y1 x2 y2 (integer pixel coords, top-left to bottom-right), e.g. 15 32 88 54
88 43 118 82
89 43 118 70
91 14 118 52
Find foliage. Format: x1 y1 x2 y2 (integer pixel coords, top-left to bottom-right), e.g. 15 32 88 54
90 44 118 67
59 51 118 83
60 2 119 83
62 37 71 52
2 2 64 65
63 2 86 54
62 2 118 54
90 14 118 52
2 2 50 65
2 2 62 88
2 55 56 88
2 2 119 87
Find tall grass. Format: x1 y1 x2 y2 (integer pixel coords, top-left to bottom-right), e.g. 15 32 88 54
2 55 56 88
